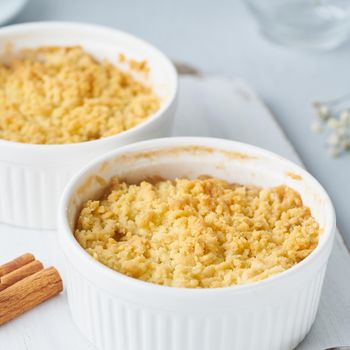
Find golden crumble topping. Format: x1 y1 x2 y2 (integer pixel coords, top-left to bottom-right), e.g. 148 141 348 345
0 46 160 144
75 177 319 288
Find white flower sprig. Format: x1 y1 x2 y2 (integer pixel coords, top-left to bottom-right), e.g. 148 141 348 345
312 95 350 157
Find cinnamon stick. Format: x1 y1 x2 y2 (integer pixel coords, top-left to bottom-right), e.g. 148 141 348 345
0 267 63 326
0 260 43 292
0 253 34 277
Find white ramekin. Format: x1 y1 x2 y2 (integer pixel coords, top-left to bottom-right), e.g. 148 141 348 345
0 22 178 229
58 137 336 350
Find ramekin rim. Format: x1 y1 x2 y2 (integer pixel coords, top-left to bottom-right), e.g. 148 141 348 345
58 136 336 295
0 21 178 150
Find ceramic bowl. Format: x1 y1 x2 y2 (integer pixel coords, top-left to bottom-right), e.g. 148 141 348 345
58 137 335 350
0 22 177 229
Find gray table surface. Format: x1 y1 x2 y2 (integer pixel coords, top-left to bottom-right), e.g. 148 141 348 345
11 0 350 247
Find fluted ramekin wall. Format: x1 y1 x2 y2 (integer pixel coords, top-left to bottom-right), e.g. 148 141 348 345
65 261 326 350
0 161 74 228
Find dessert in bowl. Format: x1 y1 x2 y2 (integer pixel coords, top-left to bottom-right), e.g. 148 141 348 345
58 137 335 350
75 177 319 289
0 22 177 229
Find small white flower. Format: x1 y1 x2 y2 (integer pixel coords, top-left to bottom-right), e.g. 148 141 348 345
312 97 350 158
310 122 322 133
327 118 340 129
340 110 350 125
336 126 348 137
313 101 331 121
327 133 340 146
316 105 331 121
